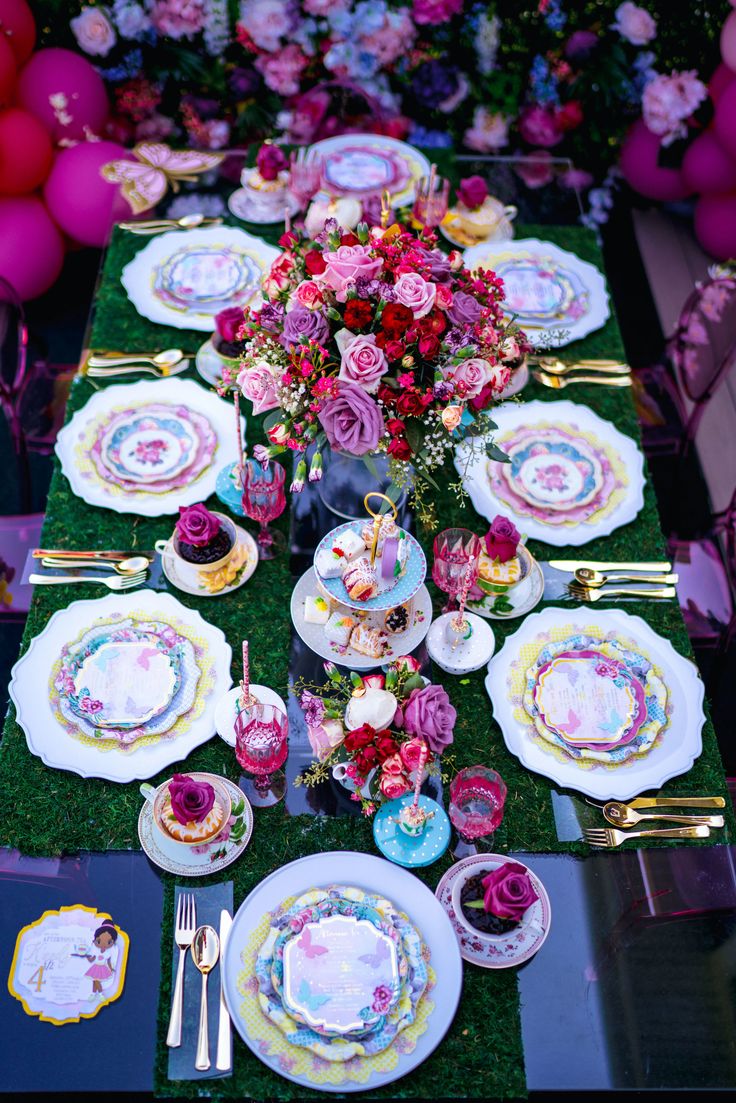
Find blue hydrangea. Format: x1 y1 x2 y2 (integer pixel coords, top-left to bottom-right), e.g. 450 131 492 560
544 0 567 32
530 55 559 106
324 41 381 80
408 125 453 149
97 48 143 81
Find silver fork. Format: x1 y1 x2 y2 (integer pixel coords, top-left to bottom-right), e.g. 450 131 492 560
584 825 710 848
29 573 148 591
167 893 197 1048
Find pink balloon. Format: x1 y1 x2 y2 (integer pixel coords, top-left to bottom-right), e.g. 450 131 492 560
694 191 736 260
713 80 736 159
0 195 63 300
709 61 736 104
619 120 691 202
16 48 108 143
681 130 736 194
43 140 132 248
721 10 736 72
0 0 35 66
0 32 15 106
0 107 53 194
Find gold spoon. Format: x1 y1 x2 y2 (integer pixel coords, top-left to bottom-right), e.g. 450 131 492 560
41 555 150 575
118 213 223 233
601 801 724 829
574 568 679 588
86 348 185 371
533 369 632 389
192 925 220 1071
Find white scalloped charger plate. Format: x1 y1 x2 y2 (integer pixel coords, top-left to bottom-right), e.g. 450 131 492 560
56 379 243 516
484 606 705 801
9 590 232 782
222 851 462 1093
454 399 645 547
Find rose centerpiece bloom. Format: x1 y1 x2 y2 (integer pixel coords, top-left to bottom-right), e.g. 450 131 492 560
175 503 233 565
167 773 216 824
457 860 539 937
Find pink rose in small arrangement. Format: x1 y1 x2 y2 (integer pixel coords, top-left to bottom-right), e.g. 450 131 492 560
483 515 521 563
175 503 233 565
167 773 216 824
294 658 452 815
256 141 289 181
214 306 247 362
457 861 539 936
456 175 489 211
220 219 530 525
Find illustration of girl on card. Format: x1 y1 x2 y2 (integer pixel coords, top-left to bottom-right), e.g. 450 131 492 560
81 921 119 996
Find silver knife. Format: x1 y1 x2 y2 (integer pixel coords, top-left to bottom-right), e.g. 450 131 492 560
549 559 672 573
216 910 232 1072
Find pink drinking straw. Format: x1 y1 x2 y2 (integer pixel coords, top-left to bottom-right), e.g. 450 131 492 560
452 554 476 633
240 639 250 710
411 741 429 810
234 390 243 490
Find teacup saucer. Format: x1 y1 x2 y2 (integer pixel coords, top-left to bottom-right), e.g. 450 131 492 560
435 853 551 969
214 685 288 747
439 210 514 249
195 337 227 386
373 794 450 868
137 774 253 877
228 187 300 225
159 523 257 597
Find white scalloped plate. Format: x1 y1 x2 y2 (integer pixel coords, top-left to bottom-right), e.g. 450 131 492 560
484 606 705 801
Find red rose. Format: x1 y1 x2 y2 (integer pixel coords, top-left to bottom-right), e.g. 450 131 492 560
340 232 360 247
279 230 299 249
377 383 397 407
381 302 413 335
345 723 377 751
375 734 399 761
396 390 430 417
418 334 440 359
343 299 373 329
386 417 406 436
557 100 583 132
383 339 405 361
419 309 446 336
387 437 413 461
304 250 327 275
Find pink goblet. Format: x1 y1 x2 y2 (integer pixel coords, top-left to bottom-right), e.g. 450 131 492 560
241 458 287 560
289 149 323 208
449 766 507 857
413 174 450 229
432 528 482 612
234 701 289 807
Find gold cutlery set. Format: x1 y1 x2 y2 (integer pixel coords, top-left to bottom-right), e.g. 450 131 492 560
82 348 189 379
30 548 153 590
583 795 726 848
118 213 223 235
167 894 232 1072
549 559 677 603
530 357 632 389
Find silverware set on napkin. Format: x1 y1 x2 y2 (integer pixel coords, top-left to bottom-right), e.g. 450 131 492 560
118 213 223 235
167 894 232 1072
583 795 726 847
548 559 678 603
83 348 190 378
29 548 153 589
531 357 632 389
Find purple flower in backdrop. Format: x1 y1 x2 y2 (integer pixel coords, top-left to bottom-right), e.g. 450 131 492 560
565 29 598 61
411 60 459 110
281 305 330 349
229 66 261 97
447 291 482 327
318 382 385 455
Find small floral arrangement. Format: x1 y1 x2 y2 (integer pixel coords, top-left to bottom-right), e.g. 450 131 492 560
294 655 455 814
458 861 539 935
483 515 521 563
456 175 490 211
221 219 531 525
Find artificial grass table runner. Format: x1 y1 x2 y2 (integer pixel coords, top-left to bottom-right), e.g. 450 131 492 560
0 219 731 1100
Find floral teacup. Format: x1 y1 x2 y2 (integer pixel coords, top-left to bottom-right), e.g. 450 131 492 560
156 511 237 577
450 855 543 944
141 772 232 860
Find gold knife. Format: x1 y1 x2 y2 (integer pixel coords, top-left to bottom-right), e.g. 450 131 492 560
549 559 672 573
216 909 232 1072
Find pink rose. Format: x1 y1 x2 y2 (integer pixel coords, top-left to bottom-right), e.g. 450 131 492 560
464 107 510 153
176 503 221 546
435 284 453 310
519 106 563 148
642 71 708 146
482 862 539 921
307 719 345 761
457 175 488 210
263 252 297 297
168 773 216 824
71 6 116 55
468 363 512 410
393 272 436 319
256 143 289 182
484 515 520 562
443 357 493 399
391 655 422 675
316 245 383 301
291 281 324 310
238 361 280 415
255 44 308 97
338 333 389 393
216 307 244 343
381 753 405 777
412 0 463 25
238 0 294 50
399 737 426 772
500 336 521 362
611 1 657 45
150 0 206 39
515 151 555 190
379 772 411 799
441 405 463 431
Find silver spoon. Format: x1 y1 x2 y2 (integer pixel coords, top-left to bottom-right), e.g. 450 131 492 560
601 800 724 829
574 567 679 588
87 348 185 370
41 554 150 575
192 925 220 1071
119 213 223 233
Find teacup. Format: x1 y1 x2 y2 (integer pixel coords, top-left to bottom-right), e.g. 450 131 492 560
155 511 237 577
141 772 232 861
450 857 542 944
476 543 535 602
452 197 517 242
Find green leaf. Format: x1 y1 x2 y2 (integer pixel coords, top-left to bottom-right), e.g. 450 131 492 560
363 453 380 480
231 797 245 816
486 442 510 463
464 900 486 910
404 420 424 454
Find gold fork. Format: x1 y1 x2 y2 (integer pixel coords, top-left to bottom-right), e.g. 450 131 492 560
569 585 676 602
533 357 631 376
584 825 710 848
533 369 632 389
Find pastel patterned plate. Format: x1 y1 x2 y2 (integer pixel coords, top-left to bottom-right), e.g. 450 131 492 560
504 433 604 512
533 648 645 747
435 854 551 970
314 522 427 613
98 410 199 485
155 246 260 311
68 629 180 729
311 134 430 206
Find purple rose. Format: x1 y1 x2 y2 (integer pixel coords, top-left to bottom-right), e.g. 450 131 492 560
457 175 489 211
400 684 456 754
258 301 285 332
176 503 221 547
447 291 482 328
215 306 245 343
281 305 330 350
411 59 459 109
424 249 453 283
484 515 520 563
338 333 388 393
318 382 385 456
482 862 538 921
168 773 216 825
256 141 288 181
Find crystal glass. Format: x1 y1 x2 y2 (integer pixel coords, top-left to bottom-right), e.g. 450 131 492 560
413 174 450 229
432 527 482 612
289 149 323 208
234 701 289 807
449 766 507 857
241 458 286 559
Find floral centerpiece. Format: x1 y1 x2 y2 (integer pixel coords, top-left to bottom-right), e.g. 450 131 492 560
221 219 531 524
294 655 455 814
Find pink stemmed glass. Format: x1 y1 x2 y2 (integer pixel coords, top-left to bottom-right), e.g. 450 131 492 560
432 528 482 612
449 766 507 857
234 701 289 807
412 174 450 229
289 150 324 209
241 458 286 560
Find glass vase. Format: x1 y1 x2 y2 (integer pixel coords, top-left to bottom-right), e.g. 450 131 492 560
318 446 408 521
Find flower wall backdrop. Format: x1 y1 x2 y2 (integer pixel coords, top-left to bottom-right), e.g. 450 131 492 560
34 0 728 205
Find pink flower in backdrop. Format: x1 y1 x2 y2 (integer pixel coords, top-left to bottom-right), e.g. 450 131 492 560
519 105 563 148
515 150 555 189
361 11 415 65
393 272 436 318
611 1 657 45
70 6 117 55
255 45 309 97
238 0 295 50
135 113 177 141
303 0 347 12
238 361 280 414
642 70 708 146
412 0 463 25
560 167 594 191
150 0 207 39
463 107 510 152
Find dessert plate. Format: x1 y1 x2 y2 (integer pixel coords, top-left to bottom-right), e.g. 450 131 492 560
69 631 179 729
314 522 426 612
311 134 430 206
97 410 199 485
504 432 604 511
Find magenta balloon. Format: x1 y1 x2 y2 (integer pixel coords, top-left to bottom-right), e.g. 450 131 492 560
619 120 691 202
16 48 108 143
709 61 736 104
0 195 64 300
694 192 736 260
682 130 736 194
714 80 736 160
43 141 132 248
721 11 736 72
0 0 36 66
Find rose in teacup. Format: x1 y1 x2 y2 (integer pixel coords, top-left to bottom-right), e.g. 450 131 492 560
484 515 520 563
215 306 245 343
457 175 489 211
481 862 539 921
168 774 216 824
176 503 221 547
256 141 289 181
